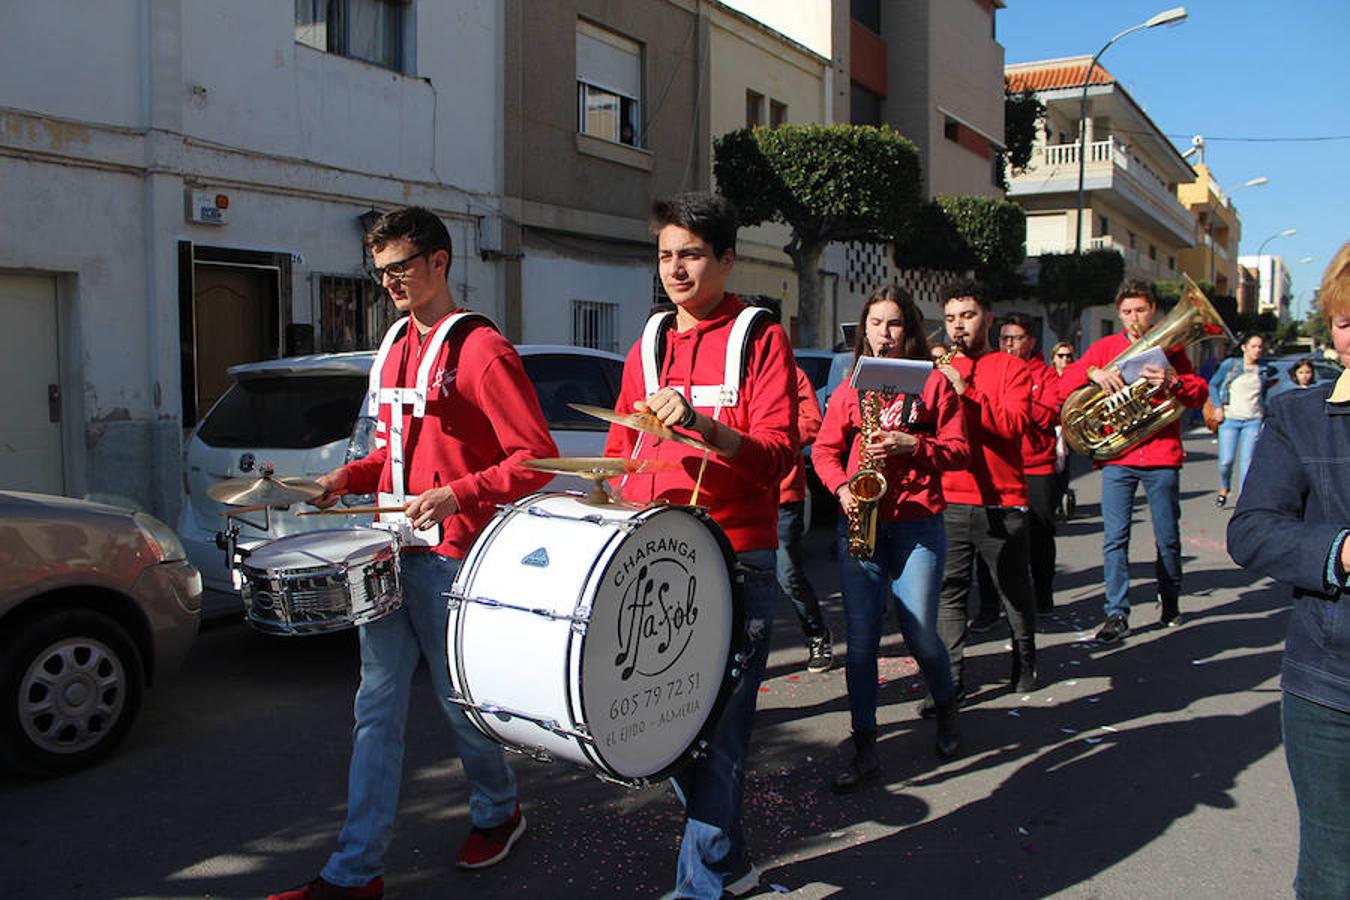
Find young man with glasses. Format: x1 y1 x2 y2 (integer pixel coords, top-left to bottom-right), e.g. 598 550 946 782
269 207 557 900
999 314 1062 614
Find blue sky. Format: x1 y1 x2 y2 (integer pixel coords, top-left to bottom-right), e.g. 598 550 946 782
999 0 1350 318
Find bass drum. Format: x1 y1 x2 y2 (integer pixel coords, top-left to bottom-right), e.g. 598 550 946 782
446 493 742 786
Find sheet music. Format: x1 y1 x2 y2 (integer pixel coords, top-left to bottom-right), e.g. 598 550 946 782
850 356 932 394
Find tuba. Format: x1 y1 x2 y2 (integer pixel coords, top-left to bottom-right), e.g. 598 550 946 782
846 389 889 558
1061 275 1235 461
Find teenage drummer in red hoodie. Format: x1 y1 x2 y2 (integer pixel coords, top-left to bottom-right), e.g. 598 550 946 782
604 192 796 900
270 207 556 900
813 284 970 792
998 313 1063 614
929 279 1038 712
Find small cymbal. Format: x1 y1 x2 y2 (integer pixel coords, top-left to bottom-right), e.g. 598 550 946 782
520 457 676 481
568 404 726 455
206 473 324 507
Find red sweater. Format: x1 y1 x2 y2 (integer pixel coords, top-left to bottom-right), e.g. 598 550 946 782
940 350 1031 507
780 366 822 504
604 294 797 553
1057 332 1207 469
1021 352 1062 476
343 314 557 558
814 368 969 521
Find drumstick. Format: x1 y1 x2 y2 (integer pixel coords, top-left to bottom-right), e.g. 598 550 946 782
296 506 406 516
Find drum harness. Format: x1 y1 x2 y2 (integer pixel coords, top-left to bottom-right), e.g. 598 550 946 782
365 310 494 548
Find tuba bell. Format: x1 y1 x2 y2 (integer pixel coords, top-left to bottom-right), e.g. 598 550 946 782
1061 275 1235 461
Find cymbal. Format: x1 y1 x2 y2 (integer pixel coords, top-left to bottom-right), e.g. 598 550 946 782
520 457 677 481
206 473 325 507
568 404 726 456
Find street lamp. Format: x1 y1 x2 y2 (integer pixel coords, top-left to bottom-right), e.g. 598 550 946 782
1074 6 1188 256
1208 175 1268 284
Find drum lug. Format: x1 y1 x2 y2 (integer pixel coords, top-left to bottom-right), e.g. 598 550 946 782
594 771 646 790
571 604 592 633
442 591 462 611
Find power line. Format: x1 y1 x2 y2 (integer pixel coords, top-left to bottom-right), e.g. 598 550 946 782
1163 133 1350 143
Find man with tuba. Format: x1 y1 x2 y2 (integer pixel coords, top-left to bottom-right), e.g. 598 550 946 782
930 279 1040 712
1057 279 1208 643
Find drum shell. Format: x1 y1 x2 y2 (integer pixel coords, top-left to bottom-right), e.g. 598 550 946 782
239 528 401 636
447 492 741 784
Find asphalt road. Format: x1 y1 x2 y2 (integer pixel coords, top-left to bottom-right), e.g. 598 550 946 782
0 429 1299 899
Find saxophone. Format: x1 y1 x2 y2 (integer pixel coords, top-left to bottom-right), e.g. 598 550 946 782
846 389 889 559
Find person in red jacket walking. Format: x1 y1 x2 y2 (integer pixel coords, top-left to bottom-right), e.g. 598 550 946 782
999 313 1062 613
931 279 1038 709
605 193 796 899
1058 279 1207 643
270 208 557 900
814 284 970 792
779 360 832 672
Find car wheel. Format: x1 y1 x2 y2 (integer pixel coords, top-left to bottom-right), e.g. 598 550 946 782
0 609 145 777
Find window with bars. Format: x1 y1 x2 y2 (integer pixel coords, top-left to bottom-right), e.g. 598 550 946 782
572 300 619 353
295 0 407 72
576 20 642 147
318 275 394 351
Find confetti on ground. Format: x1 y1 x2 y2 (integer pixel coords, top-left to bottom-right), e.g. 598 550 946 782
1018 826 1029 835
1059 727 1077 734
1089 697 1102 704
1007 710 1021 717
1064 679 1078 686
1084 737 1104 744
1101 725 1118 733
771 885 791 894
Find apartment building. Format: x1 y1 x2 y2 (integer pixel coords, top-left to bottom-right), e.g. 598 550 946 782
0 1 506 519
1174 163 1244 297
1237 254 1293 322
1004 56 1197 343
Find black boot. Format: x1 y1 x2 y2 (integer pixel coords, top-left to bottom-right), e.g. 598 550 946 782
831 730 880 794
1010 640 1037 693
935 703 961 760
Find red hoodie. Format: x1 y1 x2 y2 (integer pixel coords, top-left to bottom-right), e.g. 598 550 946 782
343 314 557 558
813 368 970 521
1020 352 1062 476
780 366 823 504
940 350 1031 506
1057 332 1207 468
605 294 797 553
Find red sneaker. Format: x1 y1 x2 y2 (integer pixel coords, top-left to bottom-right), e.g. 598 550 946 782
455 803 526 869
267 875 384 900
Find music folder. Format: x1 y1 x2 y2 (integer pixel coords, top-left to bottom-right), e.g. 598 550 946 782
849 356 932 394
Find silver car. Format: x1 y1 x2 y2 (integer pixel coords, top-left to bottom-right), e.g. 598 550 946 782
0 491 201 777
178 345 625 616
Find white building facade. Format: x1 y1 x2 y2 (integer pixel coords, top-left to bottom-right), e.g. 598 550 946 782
0 1 507 521
1238 254 1293 322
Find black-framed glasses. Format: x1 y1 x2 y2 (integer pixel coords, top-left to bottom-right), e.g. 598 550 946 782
1054 352 1073 358
370 248 431 284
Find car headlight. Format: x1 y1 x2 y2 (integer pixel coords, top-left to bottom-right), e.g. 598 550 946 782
134 512 188 563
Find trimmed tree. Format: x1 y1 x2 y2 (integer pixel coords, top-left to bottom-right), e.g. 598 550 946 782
893 195 1027 298
1037 249 1126 341
714 124 922 347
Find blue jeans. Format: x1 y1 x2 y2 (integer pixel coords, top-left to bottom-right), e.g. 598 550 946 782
671 549 776 899
1217 416 1262 494
1282 691 1350 899
322 552 517 887
776 501 825 639
837 515 953 732
1100 466 1181 621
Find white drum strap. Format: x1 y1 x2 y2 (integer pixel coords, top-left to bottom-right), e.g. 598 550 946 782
638 306 769 410
364 311 495 502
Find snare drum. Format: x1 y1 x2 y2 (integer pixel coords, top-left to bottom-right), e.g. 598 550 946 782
446 493 742 786
239 528 401 636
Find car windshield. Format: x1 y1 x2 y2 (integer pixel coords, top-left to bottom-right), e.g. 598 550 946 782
196 375 367 449
521 354 623 431
795 355 832 391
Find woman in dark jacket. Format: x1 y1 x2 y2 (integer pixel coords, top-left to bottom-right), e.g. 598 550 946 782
1228 241 1350 899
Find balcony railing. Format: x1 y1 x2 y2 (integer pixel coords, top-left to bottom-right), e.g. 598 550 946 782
1087 236 1177 280
1009 136 1194 243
